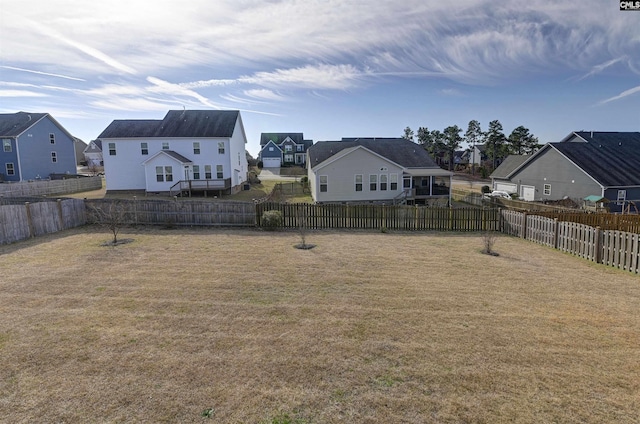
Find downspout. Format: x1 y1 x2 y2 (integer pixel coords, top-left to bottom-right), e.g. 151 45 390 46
14 136 22 181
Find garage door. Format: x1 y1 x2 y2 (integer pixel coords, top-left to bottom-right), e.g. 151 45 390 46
262 157 281 168
495 183 517 194
520 185 535 201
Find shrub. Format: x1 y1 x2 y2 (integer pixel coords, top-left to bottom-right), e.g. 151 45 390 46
257 160 263 169
261 210 282 231
481 185 491 194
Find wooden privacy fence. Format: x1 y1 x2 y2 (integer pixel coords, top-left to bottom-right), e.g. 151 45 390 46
451 188 484 206
534 211 640 233
501 209 640 274
86 198 256 227
0 176 102 197
256 202 500 231
0 198 87 245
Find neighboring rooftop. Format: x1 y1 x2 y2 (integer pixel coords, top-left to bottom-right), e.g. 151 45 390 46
260 133 304 146
308 138 441 169
98 110 240 139
490 155 530 179
0 112 48 137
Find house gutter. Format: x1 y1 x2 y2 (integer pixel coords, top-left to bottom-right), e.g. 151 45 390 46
14 136 22 181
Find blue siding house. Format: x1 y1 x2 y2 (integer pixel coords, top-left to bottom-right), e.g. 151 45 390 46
0 112 77 181
258 133 313 168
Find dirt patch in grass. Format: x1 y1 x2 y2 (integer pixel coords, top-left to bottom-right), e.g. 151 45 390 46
1 228 639 423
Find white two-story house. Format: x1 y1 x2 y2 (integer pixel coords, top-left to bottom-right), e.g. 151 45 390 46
98 110 248 195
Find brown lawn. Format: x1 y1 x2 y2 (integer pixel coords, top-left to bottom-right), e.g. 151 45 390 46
0 228 638 423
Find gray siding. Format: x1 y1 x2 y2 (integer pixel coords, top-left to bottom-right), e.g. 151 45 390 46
0 138 20 181
16 116 77 180
509 147 602 202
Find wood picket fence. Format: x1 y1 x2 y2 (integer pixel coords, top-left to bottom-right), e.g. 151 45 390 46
0 196 638 274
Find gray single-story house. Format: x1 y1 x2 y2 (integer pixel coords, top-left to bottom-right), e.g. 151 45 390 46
490 131 640 213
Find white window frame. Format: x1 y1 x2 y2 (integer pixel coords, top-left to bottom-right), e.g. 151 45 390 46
5 162 15 176
141 142 148 155
162 142 170 150
355 174 363 192
165 166 173 182
193 142 200 154
49 133 55 144
369 174 377 191
296 144 303 152
284 144 293 152
192 165 200 180
205 165 212 179
51 151 57 163
617 190 627 206
390 174 398 190
380 174 388 191
156 166 164 182
216 164 223 179
218 142 225 154
108 142 116 156
543 184 551 196
319 175 328 192
2 139 11 152
284 154 293 162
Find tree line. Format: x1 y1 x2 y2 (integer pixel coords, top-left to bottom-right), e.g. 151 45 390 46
402 120 541 171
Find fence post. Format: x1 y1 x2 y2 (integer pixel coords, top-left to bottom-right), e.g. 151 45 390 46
25 202 35 238
56 199 64 230
594 226 602 264
553 218 559 249
522 211 528 239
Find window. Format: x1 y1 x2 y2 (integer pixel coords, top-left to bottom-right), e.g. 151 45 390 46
297 145 303 152
193 142 200 154
284 145 292 152
205 165 212 179
284 154 293 162
155 166 173 182
218 142 225 154
193 165 200 179
543 184 551 196
320 175 328 192
269 147 274 151
5 163 15 176
49 133 55 144
141 142 148 155
51 151 57 163
162 142 170 150
216 165 223 179
355 174 363 191
108 142 116 156
403 176 411 189
369 174 377 191
380 174 388 191
3 139 11 152
617 190 627 206
390 174 398 190
238 152 241 166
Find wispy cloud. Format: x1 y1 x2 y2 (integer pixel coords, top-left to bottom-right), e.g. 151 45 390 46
0 66 86 81
599 85 640 105
576 57 628 81
0 90 49 98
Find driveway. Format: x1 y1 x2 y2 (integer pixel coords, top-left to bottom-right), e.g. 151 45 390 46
259 168 299 182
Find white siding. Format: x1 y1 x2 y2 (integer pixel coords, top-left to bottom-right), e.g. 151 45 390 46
311 147 404 203
228 115 248 187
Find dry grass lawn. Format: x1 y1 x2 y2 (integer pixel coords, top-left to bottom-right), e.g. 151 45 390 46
1 228 638 423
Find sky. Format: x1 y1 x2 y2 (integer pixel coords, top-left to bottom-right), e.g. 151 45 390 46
1 0 639 157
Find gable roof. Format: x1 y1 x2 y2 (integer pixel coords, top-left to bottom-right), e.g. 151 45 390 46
504 132 640 188
552 134 640 187
141 150 193 165
490 155 530 179
0 112 76 140
308 138 441 170
260 133 304 146
98 110 240 139
259 140 282 152
84 139 103 153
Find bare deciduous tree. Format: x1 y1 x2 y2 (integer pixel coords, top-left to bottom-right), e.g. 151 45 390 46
88 201 129 244
482 231 498 256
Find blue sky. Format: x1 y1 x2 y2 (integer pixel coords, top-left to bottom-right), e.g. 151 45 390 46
1 0 638 157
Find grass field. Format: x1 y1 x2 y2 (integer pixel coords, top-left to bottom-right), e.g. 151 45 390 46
1 228 639 423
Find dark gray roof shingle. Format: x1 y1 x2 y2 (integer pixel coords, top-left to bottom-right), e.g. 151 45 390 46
260 133 304 146
553 132 640 187
490 155 530 179
309 138 440 169
98 110 239 139
0 112 48 137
